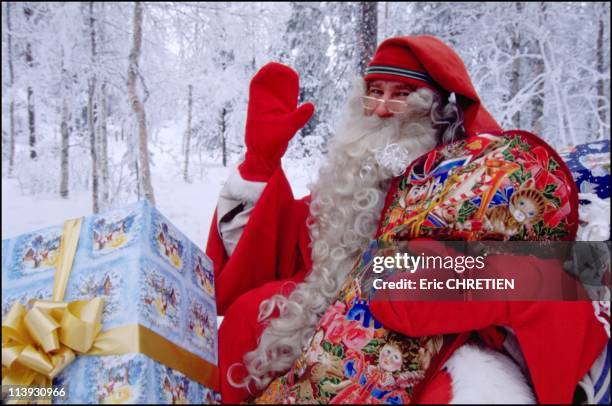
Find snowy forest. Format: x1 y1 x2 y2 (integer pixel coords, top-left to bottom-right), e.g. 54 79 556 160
1 2 610 245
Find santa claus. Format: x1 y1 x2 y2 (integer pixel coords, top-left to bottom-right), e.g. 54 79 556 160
207 36 608 404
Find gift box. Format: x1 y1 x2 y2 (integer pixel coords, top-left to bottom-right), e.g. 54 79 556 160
1 200 221 404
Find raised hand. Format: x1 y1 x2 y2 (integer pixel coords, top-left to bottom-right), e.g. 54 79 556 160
238 62 315 181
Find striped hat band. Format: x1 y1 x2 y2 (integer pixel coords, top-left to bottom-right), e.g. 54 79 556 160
365 65 435 86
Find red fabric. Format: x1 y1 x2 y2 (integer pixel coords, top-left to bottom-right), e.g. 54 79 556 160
365 41 438 92
511 302 608 403
207 167 311 403
238 62 314 181
207 167 311 315
413 370 453 404
218 279 300 404
365 36 501 137
369 297 607 404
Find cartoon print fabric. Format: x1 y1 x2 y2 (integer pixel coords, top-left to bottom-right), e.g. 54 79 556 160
253 241 443 404
380 131 578 242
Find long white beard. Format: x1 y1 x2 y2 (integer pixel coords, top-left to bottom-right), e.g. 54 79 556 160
234 79 439 392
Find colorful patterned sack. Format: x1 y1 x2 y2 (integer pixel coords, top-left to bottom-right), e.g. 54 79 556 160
380 131 579 242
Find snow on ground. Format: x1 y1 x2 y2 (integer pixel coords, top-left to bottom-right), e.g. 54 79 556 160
2 177 92 239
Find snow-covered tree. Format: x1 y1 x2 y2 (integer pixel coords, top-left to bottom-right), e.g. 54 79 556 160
1 2 608 213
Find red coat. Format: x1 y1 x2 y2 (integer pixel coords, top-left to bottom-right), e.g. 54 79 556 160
207 169 311 316
207 168 311 403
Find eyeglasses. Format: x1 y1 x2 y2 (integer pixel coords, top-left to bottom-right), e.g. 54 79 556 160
360 95 409 114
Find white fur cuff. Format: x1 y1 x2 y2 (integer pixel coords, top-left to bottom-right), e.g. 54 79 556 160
444 344 536 404
220 165 267 204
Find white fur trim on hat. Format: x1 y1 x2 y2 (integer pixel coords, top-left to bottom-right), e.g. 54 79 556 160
444 343 536 404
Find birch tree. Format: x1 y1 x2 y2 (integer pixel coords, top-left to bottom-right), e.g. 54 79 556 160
530 2 546 135
127 1 155 205
595 2 610 139
60 47 70 199
220 104 228 168
509 2 523 128
98 2 109 208
356 2 378 75
24 4 36 159
88 1 99 213
184 84 192 182
6 2 16 175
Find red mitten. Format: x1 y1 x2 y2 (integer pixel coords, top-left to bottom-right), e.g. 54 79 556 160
369 249 590 335
369 299 510 336
238 62 315 181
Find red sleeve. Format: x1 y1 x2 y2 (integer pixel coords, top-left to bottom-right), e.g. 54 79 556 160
510 301 607 404
372 299 607 403
206 167 311 315
218 279 302 403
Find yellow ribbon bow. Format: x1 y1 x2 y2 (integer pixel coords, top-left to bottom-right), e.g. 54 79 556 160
2 297 104 386
1 218 100 388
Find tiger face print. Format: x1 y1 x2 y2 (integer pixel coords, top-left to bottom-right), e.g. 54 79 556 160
484 187 547 237
509 188 547 225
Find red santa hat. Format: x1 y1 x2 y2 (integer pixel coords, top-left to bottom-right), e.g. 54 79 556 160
364 36 501 137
